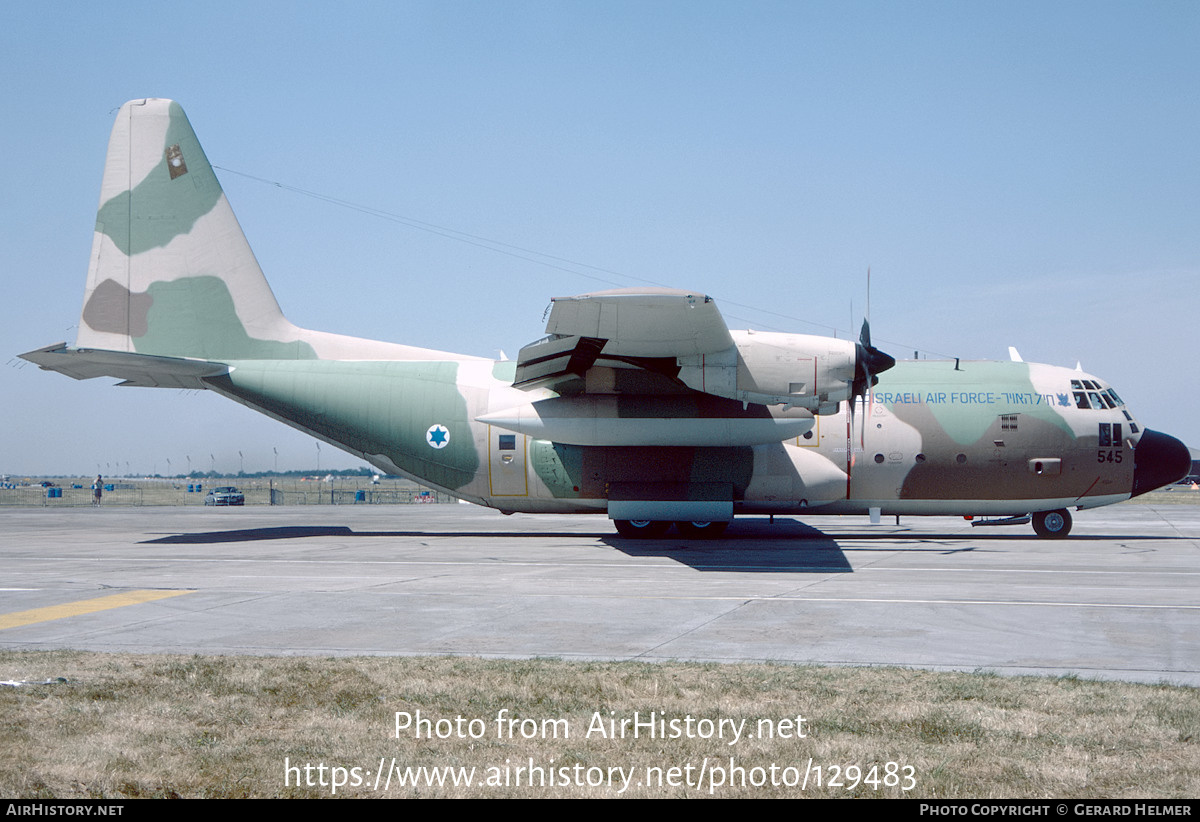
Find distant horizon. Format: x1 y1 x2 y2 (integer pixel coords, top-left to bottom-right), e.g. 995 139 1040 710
2 466 384 480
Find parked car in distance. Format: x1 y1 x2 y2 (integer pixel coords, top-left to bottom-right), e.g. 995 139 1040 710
204 486 245 506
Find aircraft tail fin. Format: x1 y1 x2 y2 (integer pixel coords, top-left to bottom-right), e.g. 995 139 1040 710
24 99 475 382
77 98 316 361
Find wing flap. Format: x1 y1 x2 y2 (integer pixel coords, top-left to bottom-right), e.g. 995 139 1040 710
512 335 605 391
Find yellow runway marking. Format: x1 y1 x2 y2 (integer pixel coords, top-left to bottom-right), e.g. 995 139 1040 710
0 590 192 631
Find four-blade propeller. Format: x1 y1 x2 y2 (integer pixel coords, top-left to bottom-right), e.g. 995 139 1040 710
848 319 896 453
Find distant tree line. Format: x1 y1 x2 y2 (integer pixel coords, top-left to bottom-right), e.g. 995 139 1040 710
146 468 387 479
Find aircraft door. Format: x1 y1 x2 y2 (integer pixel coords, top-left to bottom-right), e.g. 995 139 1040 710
488 427 529 497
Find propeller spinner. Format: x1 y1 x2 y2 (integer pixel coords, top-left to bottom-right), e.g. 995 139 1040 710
852 319 896 399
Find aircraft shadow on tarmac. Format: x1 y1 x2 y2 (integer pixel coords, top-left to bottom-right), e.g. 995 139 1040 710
598 518 1005 572
602 518 851 572
602 518 1181 572
139 525 638 543
138 518 1175 574
143 526 359 544
139 521 858 572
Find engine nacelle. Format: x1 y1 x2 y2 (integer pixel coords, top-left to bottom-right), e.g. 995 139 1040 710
677 331 863 411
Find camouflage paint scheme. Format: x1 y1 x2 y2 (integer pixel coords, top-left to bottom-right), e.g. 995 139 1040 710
22 100 1190 538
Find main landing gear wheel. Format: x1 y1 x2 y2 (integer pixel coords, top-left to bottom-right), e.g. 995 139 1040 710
674 521 729 539
1032 508 1072 539
613 519 671 539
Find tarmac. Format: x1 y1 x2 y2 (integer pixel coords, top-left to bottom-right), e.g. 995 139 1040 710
1 502 1197 685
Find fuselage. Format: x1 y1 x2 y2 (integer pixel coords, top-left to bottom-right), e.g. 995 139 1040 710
203 353 1176 520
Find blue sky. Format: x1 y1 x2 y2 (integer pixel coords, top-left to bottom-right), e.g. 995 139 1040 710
3 1 1197 475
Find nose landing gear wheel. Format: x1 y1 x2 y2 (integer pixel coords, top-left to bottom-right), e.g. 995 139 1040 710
1032 508 1072 539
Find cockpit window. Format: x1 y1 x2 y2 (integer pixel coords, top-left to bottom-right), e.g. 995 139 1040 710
1070 382 1130 412
1070 379 1137 418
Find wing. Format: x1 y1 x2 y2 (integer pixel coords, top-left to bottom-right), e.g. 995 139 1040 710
511 287 864 411
512 288 733 395
483 288 858 448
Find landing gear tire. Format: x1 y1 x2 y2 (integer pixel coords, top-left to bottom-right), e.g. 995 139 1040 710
613 519 671 539
1032 508 1072 539
675 521 729 539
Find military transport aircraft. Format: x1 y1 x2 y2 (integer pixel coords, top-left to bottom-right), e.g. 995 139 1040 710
21 99 1191 539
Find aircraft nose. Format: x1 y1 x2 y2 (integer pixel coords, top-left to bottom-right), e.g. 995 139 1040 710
1130 429 1192 497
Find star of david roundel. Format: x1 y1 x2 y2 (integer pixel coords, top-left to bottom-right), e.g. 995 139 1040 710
425 424 450 449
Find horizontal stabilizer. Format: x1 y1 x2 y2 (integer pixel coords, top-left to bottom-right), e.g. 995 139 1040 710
19 344 228 388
